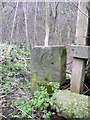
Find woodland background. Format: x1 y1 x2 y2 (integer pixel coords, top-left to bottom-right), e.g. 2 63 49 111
0 2 78 47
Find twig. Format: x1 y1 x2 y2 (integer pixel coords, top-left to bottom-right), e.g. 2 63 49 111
84 89 90 95
0 114 10 120
0 95 7 98
67 61 73 65
84 84 89 90
62 83 70 90
67 0 90 18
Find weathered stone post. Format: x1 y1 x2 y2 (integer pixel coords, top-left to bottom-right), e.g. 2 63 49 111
30 45 66 92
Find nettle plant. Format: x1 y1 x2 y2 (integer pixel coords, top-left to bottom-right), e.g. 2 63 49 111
12 84 59 119
31 86 55 119
31 79 60 119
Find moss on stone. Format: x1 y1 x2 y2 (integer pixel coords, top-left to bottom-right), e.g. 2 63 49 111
53 90 90 118
30 46 67 89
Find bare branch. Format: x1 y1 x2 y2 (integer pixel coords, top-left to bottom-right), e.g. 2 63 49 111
67 0 90 18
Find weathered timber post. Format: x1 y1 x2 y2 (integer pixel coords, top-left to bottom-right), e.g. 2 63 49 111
70 1 90 93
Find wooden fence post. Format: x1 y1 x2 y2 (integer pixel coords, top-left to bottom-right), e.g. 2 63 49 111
70 1 90 93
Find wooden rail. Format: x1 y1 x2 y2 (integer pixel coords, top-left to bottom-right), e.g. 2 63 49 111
70 45 90 59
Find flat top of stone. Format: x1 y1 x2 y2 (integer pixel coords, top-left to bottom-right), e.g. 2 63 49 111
33 45 66 49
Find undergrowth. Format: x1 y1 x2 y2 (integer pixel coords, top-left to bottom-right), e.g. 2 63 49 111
0 43 59 120
0 43 89 120
11 85 58 119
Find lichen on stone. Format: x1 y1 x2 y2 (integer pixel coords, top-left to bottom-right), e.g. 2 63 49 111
53 90 90 118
